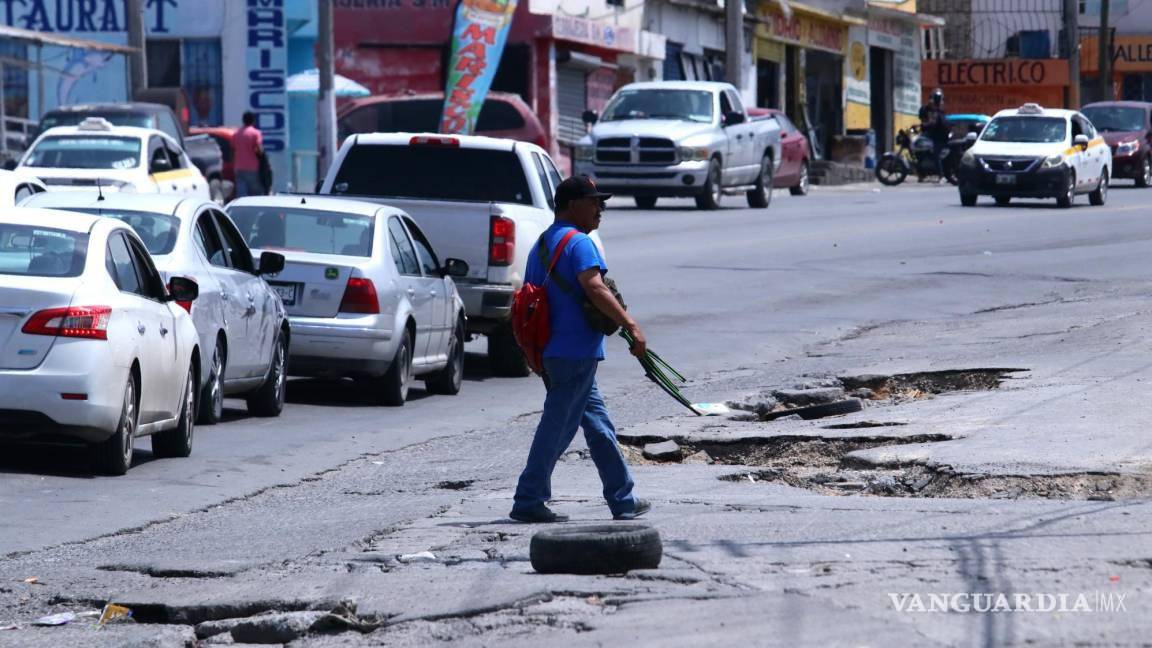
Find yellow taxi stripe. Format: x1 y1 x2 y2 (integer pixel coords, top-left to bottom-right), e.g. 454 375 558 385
151 168 198 181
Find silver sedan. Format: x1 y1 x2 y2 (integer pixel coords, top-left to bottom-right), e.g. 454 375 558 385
225 195 467 406
22 192 290 424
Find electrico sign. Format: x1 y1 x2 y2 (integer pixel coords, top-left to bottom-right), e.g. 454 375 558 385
246 0 287 156
923 59 1071 88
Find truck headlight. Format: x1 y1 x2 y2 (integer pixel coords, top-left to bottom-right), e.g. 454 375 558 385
678 146 709 162
1041 154 1065 168
575 145 595 161
1116 140 1140 157
960 151 976 167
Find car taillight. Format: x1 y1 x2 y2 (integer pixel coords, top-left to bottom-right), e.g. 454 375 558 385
22 306 112 340
489 216 515 266
409 135 459 147
339 277 379 314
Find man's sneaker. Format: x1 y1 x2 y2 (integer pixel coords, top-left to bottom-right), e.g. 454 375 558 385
613 499 651 520
509 506 569 523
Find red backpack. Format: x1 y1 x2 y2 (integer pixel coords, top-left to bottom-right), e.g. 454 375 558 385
510 229 579 375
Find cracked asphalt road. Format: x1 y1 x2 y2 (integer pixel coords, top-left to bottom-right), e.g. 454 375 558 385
2 184 1151 646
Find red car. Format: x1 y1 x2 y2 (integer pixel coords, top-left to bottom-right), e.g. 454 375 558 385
337 91 548 149
1081 101 1152 186
749 108 810 195
190 125 237 188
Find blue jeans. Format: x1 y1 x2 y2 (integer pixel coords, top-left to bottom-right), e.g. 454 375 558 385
235 170 265 197
512 357 638 517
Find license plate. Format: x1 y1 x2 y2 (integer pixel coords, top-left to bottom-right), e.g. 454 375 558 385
270 283 297 306
996 174 1016 185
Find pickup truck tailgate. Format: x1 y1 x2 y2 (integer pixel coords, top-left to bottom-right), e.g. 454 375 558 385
372 198 498 283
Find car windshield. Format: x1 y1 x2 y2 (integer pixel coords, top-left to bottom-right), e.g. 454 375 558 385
330 145 532 204
23 136 141 170
67 208 180 256
980 117 1067 143
0 224 86 277
1081 106 1146 132
601 89 714 123
227 207 376 257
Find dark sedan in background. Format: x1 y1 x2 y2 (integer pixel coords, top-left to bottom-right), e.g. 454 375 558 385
1081 101 1152 187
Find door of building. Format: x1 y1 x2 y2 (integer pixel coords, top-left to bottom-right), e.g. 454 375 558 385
557 65 588 146
870 47 894 152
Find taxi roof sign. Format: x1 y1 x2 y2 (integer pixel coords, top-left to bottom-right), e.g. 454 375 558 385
1017 103 1045 115
77 117 115 132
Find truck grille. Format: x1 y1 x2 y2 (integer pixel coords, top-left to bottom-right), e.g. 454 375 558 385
595 137 679 165
980 156 1040 172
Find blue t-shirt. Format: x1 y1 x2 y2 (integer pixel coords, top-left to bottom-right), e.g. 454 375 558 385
524 222 607 360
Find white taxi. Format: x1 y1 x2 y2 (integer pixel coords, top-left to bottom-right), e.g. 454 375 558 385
16 118 210 200
957 103 1111 208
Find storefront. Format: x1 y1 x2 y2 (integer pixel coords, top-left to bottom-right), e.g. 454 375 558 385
861 7 935 153
647 0 753 103
921 59 1070 116
1080 35 1152 103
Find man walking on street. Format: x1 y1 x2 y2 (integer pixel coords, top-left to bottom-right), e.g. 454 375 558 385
510 176 650 524
233 112 266 197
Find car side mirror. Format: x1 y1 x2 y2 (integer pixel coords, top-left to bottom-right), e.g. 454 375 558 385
167 276 199 303
2 159 16 171
150 156 173 175
1074 134 1090 148
723 111 746 126
442 257 469 278
257 251 285 276
965 132 978 142
582 110 599 125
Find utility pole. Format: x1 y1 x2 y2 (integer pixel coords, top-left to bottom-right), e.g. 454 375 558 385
126 0 147 97
1098 0 1111 101
317 0 338 183
725 0 743 93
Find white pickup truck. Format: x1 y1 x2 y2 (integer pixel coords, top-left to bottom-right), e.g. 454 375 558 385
319 133 598 376
575 81 782 210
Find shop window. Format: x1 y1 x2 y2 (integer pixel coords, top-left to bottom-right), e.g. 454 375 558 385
145 38 222 126
0 40 28 118
146 40 182 87
1005 31 1051 59
664 42 685 81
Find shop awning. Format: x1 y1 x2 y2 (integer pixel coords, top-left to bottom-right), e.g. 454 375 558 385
783 1 867 27
0 24 139 53
861 3 945 27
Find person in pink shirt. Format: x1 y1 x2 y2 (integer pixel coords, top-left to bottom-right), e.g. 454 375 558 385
233 112 266 197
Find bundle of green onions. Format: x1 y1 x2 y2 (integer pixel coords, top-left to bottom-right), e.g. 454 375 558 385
619 329 700 416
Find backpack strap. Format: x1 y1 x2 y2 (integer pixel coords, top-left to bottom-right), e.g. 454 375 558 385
537 228 579 285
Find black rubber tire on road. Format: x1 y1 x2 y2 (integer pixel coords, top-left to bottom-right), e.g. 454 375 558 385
488 324 530 377
764 398 864 421
378 331 413 406
1057 171 1075 208
530 525 662 575
1089 171 1108 206
247 334 288 416
93 373 138 475
1138 157 1152 188
994 196 1011 206
694 158 722 210
198 340 225 424
634 196 657 210
746 155 773 208
789 160 810 196
425 320 464 395
960 192 978 207
153 364 197 458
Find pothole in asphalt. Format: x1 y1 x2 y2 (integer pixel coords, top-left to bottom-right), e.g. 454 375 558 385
821 421 909 430
434 480 474 491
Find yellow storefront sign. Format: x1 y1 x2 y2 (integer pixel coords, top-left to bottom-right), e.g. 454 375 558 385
755 5 848 55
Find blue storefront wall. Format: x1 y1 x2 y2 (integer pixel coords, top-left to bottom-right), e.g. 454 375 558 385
1 0 316 192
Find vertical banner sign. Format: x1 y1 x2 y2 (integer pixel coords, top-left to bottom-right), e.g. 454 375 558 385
247 0 287 188
439 0 518 135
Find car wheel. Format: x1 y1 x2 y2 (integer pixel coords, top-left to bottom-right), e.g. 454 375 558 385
530 525 663 575
694 158 722 210
789 160 810 196
1057 171 1076 208
488 323 529 377
379 330 413 406
247 334 288 416
634 196 657 210
1139 157 1152 188
746 155 773 208
93 373 138 475
960 192 978 207
994 196 1011 206
197 340 225 424
426 320 464 395
153 363 197 458
1089 171 1108 206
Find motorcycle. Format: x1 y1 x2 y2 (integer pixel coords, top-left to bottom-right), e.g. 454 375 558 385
876 116 989 186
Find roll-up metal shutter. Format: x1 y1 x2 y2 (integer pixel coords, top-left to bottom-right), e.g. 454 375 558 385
557 65 588 145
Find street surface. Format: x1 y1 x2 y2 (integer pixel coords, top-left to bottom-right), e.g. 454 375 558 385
2 182 1151 646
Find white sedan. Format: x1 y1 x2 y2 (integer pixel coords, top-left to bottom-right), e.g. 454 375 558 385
15 117 210 199
0 170 48 205
23 192 291 424
0 208 201 475
226 195 468 406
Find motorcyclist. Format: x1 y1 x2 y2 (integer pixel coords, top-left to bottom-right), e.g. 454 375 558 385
918 88 950 179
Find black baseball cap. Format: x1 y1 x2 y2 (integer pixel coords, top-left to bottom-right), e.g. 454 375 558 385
555 175 612 210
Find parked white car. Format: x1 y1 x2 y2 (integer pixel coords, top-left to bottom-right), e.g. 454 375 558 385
0 170 48 205
23 192 290 424
226 195 467 406
0 208 201 475
14 117 211 199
